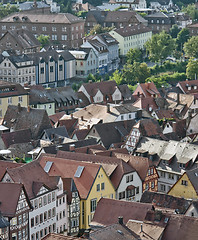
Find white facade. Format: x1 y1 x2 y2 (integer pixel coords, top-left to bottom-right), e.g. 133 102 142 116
116 171 142 202
56 178 68 234
125 128 141 153
157 168 182 193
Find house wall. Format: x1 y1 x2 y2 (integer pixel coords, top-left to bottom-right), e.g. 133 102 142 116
0 93 29 118
31 103 55 116
93 90 104 103
185 204 198 218
79 167 115 230
116 171 142 202
168 173 197 199
112 87 122 102
143 167 158 192
125 128 141 153
157 168 181 193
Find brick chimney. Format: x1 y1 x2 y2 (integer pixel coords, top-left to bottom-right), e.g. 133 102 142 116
118 216 123 225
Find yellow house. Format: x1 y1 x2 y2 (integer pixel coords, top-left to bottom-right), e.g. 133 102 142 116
39 154 115 230
109 24 152 56
0 81 29 118
168 168 198 200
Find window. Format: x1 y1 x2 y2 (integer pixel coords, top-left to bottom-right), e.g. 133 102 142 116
151 168 154 175
40 230 43 238
101 182 105 190
41 67 44 74
8 97 12 104
31 218 34 227
59 65 63 71
181 180 188 186
148 169 151 176
48 209 51 219
50 66 53 72
61 35 67 40
32 26 36 31
40 214 43 223
52 192 55 201
126 175 133 183
160 171 166 178
44 211 47 221
39 197 42 207
48 194 51 203
52 35 57 41
52 207 56 217
62 26 67 32
136 186 139 194
52 27 56 31
145 183 149 190
119 191 125 200
168 173 174 180
2 25 6 30
42 27 46 31
160 184 166 192
35 215 39 225
96 184 100 191
90 198 97 212
43 195 47 205
151 181 155 189
34 199 38 209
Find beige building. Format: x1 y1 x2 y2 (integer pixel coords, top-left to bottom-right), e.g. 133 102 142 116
0 81 29 118
109 24 152 56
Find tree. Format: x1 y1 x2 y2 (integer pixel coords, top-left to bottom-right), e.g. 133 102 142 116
126 48 143 64
184 36 198 59
37 35 50 47
109 70 123 85
182 4 198 22
176 28 189 51
87 24 113 36
186 58 198 80
169 24 180 38
121 62 151 85
145 31 175 64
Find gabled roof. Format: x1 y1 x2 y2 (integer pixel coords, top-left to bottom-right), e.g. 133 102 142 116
62 178 78 205
177 80 198 95
0 29 41 49
186 167 198 195
153 109 177 119
0 160 23 181
91 198 152 226
90 119 136 149
0 182 30 217
1 12 84 24
0 81 28 98
80 80 118 97
55 150 135 190
133 82 161 98
3 105 52 140
140 191 192 214
132 97 159 111
5 160 58 199
49 111 66 125
2 128 32 148
112 24 151 38
42 126 69 140
39 154 102 199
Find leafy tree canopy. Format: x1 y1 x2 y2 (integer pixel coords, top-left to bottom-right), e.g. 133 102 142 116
176 28 190 51
169 24 180 38
186 58 198 80
184 36 198 59
126 48 143 64
37 35 50 47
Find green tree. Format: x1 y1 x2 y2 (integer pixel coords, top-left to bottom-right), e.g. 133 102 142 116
176 28 189 51
37 35 50 47
169 24 180 38
186 58 198 80
109 70 123 85
126 48 143 64
145 31 175 64
182 4 198 22
0 3 19 18
184 36 198 58
87 24 113 36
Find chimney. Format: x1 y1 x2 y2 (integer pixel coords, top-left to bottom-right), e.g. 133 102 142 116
140 224 143 233
81 116 84 121
71 113 73 119
69 144 75 152
136 110 142 119
87 124 90 130
177 93 180 105
118 216 123 225
18 103 21 112
27 106 31 112
107 104 110 113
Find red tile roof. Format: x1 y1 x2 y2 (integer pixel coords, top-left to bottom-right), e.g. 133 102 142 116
91 198 152 226
39 154 101 199
133 82 161 98
132 97 158 111
177 80 198 95
0 160 23 180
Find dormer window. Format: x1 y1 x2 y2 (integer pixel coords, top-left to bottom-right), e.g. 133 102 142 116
188 86 191 90
194 85 197 90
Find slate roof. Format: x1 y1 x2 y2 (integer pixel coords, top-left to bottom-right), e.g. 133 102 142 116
42 126 69 140
3 105 52 140
0 182 30 217
1 12 84 24
2 128 32 148
113 24 151 38
0 29 41 49
91 198 152 226
5 160 58 199
90 119 136 149
186 167 198 195
39 154 102 199
140 191 192 214
18 1 50 11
